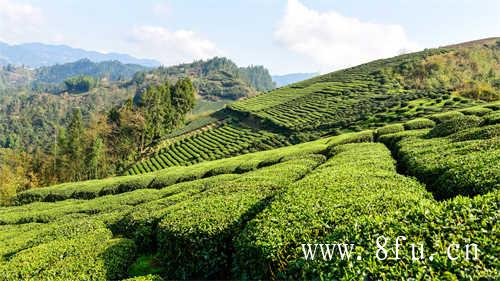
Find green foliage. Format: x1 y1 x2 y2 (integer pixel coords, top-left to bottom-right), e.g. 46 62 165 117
387 122 500 198
374 124 405 139
135 57 274 101
127 255 164 278
13 137 330 205
429 110 465 123
391 41 500 101
35 58 148 83
427 115 482 138
0 112 498 279
122 274 165 281
0 218 137 280
64 75 96 93
238 65 275 91
403 117 436 130
326 130 374 154
482 111 500 125
157 155 325 279
128 122 291 174
232 143 430 279
290 190 499 280
459 106 493 116
448 124 500 142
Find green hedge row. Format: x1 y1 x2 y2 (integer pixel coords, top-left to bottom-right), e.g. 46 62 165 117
13 138 325 206
427 115 482 138
403 117 436 130
0 218 136 280
374 124 405 139
448 124 500 142
429 111 464 123
122 274 165 281
482 111 500 125
232 143 430 280
289 189 499 280
156 155 326 279
387 125 500 198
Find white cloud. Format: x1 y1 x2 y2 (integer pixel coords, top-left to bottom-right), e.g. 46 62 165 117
275 0 419 71
127 25 221 65
0 0 45 43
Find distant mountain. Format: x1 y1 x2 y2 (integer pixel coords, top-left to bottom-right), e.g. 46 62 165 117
34 59 149 83
133 57 275 101
272 72 319 87
0 41 160 68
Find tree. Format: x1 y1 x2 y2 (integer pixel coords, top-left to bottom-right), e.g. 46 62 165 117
65 108 85 181
87 137 105 179
172 77 196 121
64 76 96 93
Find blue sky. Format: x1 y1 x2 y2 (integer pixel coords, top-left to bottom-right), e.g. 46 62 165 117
0 0 498 74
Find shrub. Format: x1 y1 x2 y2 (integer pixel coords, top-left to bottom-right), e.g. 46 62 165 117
459 107 493 116
374 124 404 139
121 174 240 250
392 134 499 198
403 118 436 130
429 111 464 123
123 275 165 281
448 124 500 142
287 190 499 280
0 219 137 280
326 130 374 152
427 115 482 138
482 111 500 125
156 156 324 279
232 143 430 280
378 129 430 150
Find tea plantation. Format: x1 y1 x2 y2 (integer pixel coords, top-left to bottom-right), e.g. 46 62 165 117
1 40 499 280
0 101 498 280
130 41 500 174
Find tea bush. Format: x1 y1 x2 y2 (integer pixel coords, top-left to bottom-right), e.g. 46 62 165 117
156 156 325 279
287 190 499 280
232 143 430 280
403 118 436 130
427 115 482 138
374 124 404 139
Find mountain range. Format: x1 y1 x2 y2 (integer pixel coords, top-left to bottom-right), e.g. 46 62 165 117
0 41 160 68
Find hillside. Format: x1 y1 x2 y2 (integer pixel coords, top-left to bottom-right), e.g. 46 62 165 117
127 38 500 173
2 102 499 280
0 41 160 67
34 59 150 83
133 57 275 101
0 56 277 192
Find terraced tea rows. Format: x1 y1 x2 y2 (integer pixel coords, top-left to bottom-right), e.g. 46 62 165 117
130 45 495 173
127 122 291 174
228 49 457 133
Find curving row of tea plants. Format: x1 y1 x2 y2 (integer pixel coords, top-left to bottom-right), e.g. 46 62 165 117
127 122 291 174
